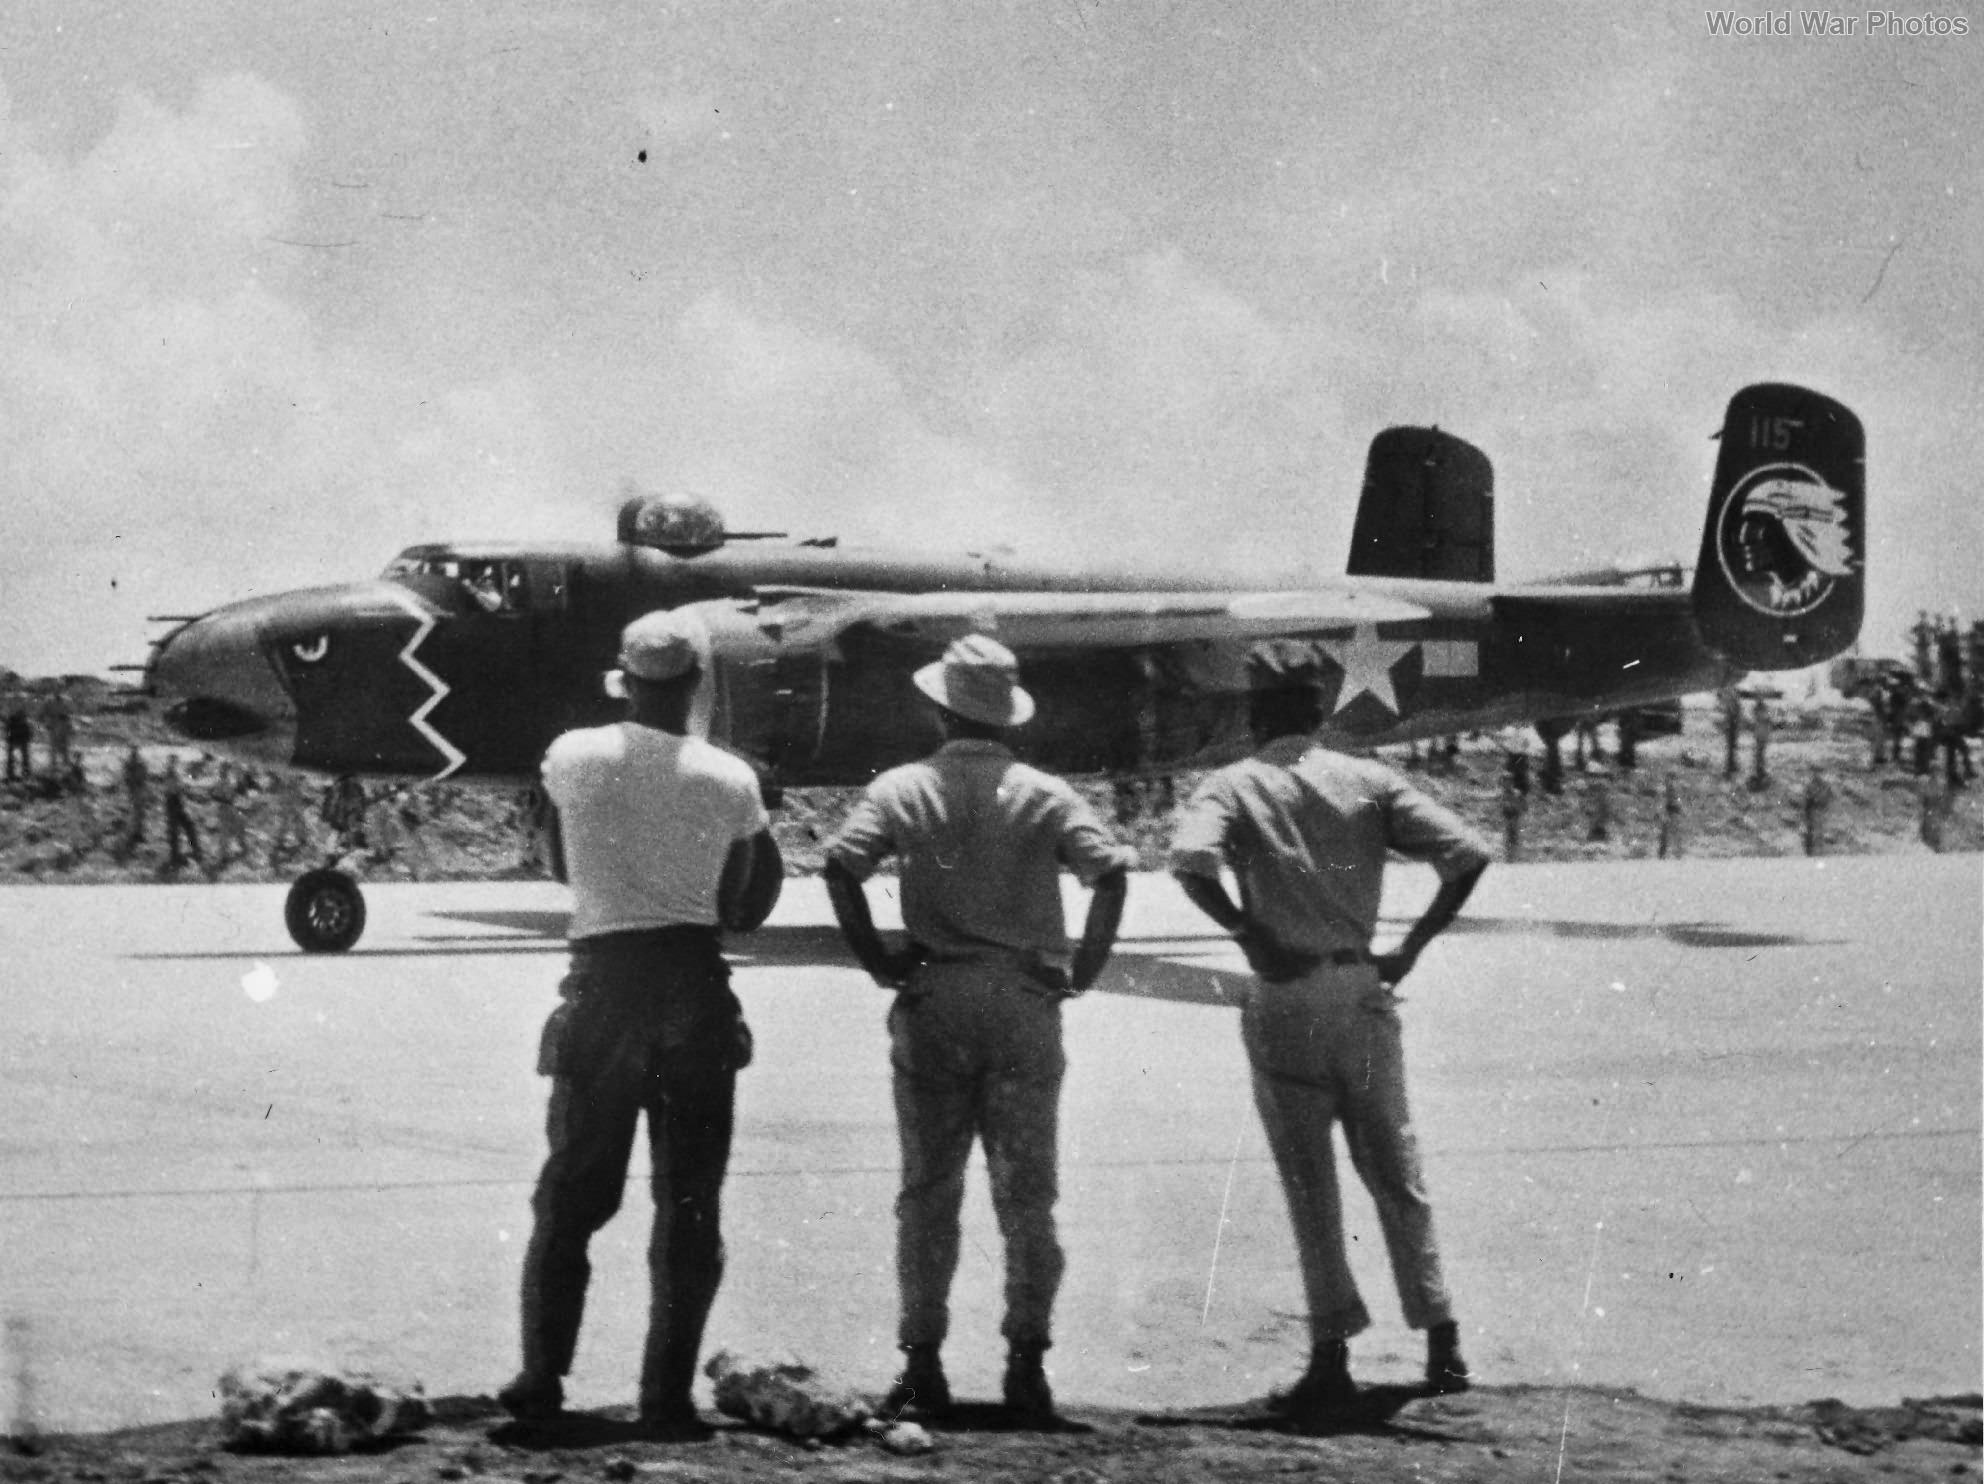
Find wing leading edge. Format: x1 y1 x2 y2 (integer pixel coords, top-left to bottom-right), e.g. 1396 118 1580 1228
726 584 1433 653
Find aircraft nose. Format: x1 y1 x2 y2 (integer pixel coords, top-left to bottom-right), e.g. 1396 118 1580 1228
148 601 298 765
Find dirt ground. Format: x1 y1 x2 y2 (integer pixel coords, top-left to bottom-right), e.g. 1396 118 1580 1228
4 1386 1979 1484
3 687 1980 882
2 684 1979 1478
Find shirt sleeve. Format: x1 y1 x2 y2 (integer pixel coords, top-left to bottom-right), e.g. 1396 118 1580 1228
1167 772 1236 880
540 737 577 810
1049 782 1139 886
823 780 898 882
731 773 771 842
1384 776 1492 881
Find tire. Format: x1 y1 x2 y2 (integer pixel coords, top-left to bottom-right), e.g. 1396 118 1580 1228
285 867 367 953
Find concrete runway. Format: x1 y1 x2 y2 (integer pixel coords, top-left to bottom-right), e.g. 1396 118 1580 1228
0 857 1976 1432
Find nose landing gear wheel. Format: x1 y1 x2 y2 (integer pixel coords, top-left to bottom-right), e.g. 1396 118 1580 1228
285 867 367 952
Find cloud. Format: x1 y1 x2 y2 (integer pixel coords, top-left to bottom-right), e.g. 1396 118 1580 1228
632 90 724 149
638 291 1035 547
965 248 1342 570
0 74 582 672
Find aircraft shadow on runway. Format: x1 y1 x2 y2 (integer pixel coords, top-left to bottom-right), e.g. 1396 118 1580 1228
1445 916 1838 951
413 914 1256 1007
423 909 1835 955
121 910 1833 976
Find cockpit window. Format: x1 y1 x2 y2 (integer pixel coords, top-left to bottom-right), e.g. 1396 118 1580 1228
383 553 531 613
1628 564 1688 590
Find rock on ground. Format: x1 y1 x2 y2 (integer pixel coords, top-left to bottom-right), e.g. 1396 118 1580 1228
216 1363 431 1454
703 1350 873 1440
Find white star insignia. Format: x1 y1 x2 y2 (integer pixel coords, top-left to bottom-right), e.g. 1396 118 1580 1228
1318 625 1419 715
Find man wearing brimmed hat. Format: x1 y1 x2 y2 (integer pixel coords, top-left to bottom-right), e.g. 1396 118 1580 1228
501 607 783 1438
823 633 1136 1426
1168 639 1489 1430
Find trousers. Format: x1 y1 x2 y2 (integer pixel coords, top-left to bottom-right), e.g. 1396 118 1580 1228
889 958 1067 1348
1241 963 1453 1342
518 928 746 1413
166 797 203 863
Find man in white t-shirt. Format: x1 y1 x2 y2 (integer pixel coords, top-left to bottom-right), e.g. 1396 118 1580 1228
500 608 783 1439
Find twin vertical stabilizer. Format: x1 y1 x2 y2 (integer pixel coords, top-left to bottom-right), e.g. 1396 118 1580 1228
1691 383 1865 671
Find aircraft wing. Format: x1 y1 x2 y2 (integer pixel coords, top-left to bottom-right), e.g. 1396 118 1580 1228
737 585 1432 651
1490 584 1692 617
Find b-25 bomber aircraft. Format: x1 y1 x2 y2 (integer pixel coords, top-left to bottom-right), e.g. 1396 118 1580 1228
147 382 1865 951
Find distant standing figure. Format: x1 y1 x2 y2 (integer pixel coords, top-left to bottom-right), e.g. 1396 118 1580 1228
42 694 74 773
1801 770 1834 856
1918 774 1951 852
5 705 32 782
211 763 249 871
120 745 151 855
322 775 368 854
1615 710 1640 772
1538 730 1565 796
162 756 204 869
516 786 552 873
1864 678 1891 767
1880 675 1916 769
268 772 316 865
1502 745 1531 798
393 786 436 880
1748 697 1772 790
1718 688 1743 777
1657 774 1685 859
1584 776 1612 843
1499 771 1525 861
1905 693 1936 776
1936 694 1973 789
367 785 402 865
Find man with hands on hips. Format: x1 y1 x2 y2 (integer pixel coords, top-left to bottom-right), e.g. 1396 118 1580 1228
823 634 1134 1427
1169 642 1488 1429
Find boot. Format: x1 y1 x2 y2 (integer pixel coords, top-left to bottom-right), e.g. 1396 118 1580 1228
1002 1340 1057 1426
881 1344 952 1420
1425 1320 1472 1395
1267 1339 1356 1429
639 1337 715 1438
495 1371 564 1424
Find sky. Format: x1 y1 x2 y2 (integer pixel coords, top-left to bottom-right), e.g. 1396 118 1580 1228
1 0 1978 676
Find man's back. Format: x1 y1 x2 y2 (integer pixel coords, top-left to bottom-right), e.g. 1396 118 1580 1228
832 738 1126 963
543 721 766 940
1172 738 1486 956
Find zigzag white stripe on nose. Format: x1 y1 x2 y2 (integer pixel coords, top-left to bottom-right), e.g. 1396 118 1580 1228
383 587 467 779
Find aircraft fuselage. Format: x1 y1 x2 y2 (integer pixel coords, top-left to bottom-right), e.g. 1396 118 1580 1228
149 536 1731 789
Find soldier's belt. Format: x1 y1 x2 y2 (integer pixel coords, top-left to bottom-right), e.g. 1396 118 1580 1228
910 944 1072 996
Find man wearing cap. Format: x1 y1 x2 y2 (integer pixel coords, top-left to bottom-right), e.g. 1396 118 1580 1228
501 607 783 1437
822 634 1136 1426
1168 643 1489 1429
